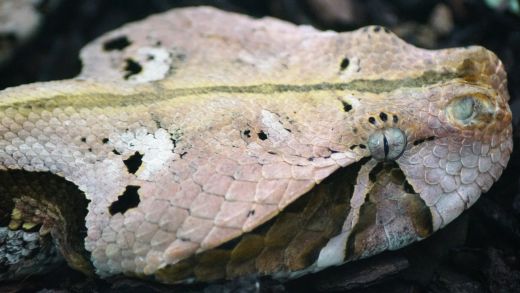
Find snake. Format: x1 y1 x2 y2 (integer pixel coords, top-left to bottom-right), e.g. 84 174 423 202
0 7 513 284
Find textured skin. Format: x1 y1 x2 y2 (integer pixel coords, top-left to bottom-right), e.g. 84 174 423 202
0 7 513 283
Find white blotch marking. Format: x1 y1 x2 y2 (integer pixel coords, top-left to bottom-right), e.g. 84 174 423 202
260 110 290 144
339 57 361 78
112 128 175 180
341 94 362 110
128 47 172 83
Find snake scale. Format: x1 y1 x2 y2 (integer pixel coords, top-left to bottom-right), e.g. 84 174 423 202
0 7 513 284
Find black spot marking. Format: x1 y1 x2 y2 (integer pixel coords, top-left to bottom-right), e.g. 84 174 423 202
340 57 350 71
368 117 376 124
80 137 86 143
359 144 366 149
268 151 277 155
102 138 109 144
123 152 143 174
247 210 255 217
243 129 251 138
179 152 187 158
112 149 121 155
109 186 141 215
257 131 268 141
350 145 358 150
123 59 142 79
413 136 435 146
342 101 353 112
353 128 358 134
393 115 399 123
374 26 381 32
88 148 92 152
379 112 388 122
103 36 131 51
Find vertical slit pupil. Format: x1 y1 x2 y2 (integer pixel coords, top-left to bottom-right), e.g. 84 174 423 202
383 135 389 158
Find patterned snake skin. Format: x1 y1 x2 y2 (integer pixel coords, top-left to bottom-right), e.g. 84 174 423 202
0 7 513 284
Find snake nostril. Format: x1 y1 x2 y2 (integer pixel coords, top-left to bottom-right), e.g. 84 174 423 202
368 127 407 161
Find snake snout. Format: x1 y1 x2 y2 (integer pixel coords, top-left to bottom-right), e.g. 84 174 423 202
367 127 407 161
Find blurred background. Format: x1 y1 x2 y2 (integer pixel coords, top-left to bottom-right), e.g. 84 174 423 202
0 1 519 292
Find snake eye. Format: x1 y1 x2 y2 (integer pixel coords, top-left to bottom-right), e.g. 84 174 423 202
446 94 494 126
451 96 475 121
368 127 407 161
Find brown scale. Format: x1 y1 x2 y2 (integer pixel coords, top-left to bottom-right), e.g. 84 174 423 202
0 170 92 275
345 163 433 260
155 162 362 283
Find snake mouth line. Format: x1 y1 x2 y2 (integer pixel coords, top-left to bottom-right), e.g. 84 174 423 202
412 136 436 146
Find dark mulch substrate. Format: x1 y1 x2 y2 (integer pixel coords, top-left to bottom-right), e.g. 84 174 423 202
0 1 519 292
